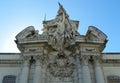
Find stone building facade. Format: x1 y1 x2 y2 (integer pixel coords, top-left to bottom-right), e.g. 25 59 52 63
0 4 120 83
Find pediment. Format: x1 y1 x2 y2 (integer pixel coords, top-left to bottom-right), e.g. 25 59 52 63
15 26 39 40
86 26 107 43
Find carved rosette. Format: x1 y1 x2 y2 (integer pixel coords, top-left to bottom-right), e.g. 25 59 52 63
48 52 74 80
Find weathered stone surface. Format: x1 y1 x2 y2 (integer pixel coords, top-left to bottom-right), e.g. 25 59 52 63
15 3 107 83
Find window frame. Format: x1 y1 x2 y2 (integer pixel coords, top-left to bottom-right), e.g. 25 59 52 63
2 75 16 83
107 75 120 83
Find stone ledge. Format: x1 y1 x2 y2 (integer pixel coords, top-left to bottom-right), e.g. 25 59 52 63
102 59 120 63
0 60 22 64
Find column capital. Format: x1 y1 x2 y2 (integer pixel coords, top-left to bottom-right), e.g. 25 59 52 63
34 54 46 66
21 56 30 66
23 60 30 67
81 56 90 66
34 56 41 66
93 56 101 59
34 55 43 60
93 56 102 66
21 55 31 61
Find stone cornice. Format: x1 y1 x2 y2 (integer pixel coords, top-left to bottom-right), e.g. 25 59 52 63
0 53 20 55
102 59 120 63
1 58 120 64
102 52 120 63
0 60 22 64
102 53 120 54
16 36 48 44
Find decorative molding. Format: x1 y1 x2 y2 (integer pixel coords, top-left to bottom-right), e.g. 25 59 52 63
102 59 120 63
0 60 22 64
24 47 42 53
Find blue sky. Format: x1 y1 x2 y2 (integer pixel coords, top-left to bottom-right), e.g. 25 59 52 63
0 0 120 53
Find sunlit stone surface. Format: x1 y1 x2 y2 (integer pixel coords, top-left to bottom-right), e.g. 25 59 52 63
0 3 120 83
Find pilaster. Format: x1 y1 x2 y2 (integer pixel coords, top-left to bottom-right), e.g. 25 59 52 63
33 55 42 83
19 56 30 83
76 55 82 83
81 56 92 83
94 56 105 83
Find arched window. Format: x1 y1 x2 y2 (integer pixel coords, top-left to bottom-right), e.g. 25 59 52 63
107 75 120 83
2 75 16 83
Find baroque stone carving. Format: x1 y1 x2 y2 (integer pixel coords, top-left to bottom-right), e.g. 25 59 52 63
15 3 108 83
48 51 74 80
42 3 79 51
